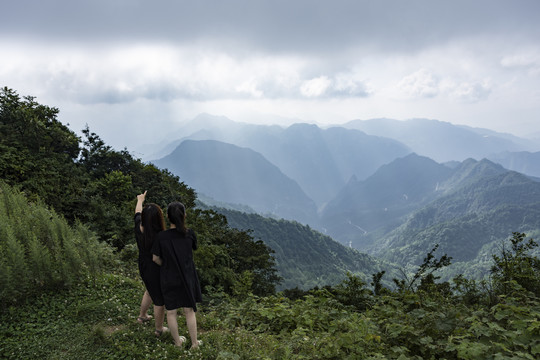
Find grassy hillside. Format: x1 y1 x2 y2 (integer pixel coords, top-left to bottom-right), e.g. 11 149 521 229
2 251 539 359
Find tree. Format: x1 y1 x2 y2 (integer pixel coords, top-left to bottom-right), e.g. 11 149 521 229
491 232 540 296
0 87 85 215
393 244 452 295
190 209 281 297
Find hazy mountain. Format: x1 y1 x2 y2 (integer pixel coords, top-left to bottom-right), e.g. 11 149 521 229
245 123 346 207
370 159 540 270
140 114 246 161
487 151 540 178
321 153 455 247
222 122 411 206
154 139 318 224
147 115 411 206
342 118 537 162
212 207 393 290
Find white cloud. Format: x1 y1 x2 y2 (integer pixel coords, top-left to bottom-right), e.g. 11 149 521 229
300 76 332 97
450 81 492 103
332 73 371 97
298 74 370 98
235 79 264 98
501 50 540 75
397 69 440 98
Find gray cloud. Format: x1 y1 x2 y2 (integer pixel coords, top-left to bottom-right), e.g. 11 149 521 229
1 0 540 144
2 0 539 55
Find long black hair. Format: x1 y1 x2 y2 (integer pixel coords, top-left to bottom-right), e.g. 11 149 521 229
167 201 187 234
141 203 166 250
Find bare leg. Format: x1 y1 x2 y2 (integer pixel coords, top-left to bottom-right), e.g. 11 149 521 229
154 305 166 332
183 307 199 348
167 309 185 347
138 291 152 321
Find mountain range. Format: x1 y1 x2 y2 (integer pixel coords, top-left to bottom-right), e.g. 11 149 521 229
327 155 540 268
144 114 540 276
148 114 410 207
342 118 539 163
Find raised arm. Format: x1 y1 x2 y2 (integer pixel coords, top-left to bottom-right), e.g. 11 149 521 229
135 190 147 214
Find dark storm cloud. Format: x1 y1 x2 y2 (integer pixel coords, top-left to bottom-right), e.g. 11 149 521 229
2 0 539 54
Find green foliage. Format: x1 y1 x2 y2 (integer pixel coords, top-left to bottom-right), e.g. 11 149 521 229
0 181 112 305
190 209 281 297
0 88 197 249
2 237 540 359
491 232 540 297
330 272 373 311
0 87 85 215
215 206 389 290
75 127 197 249
393 244 452 296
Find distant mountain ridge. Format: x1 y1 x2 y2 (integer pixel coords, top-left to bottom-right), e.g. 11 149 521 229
486 151 540 178
342 118 538 163
149 114 411 207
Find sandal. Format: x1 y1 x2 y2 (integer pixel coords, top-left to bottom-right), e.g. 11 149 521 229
137 315 152 324
155 327 169 337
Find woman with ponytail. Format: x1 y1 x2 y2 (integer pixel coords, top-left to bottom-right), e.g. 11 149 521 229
152 201 202 349
134 191 167 337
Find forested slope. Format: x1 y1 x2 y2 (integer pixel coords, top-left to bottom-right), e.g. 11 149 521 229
213 207 390 290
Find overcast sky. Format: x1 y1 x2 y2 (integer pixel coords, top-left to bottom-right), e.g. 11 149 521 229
1 0 540 149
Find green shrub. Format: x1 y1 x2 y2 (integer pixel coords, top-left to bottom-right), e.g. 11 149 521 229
0 181 111 304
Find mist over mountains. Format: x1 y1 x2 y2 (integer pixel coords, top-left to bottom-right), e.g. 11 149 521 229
148 114 410 207
343 118 539 163
144 114 540 273
154 139 318 225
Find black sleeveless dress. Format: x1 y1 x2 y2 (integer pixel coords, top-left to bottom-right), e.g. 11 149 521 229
134 212 164 306
152 228 202 311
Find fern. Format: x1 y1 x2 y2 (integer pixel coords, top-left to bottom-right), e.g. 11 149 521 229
0 181 112 304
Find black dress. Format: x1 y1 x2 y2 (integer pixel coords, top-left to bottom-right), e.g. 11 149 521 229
152 228 202 311
134 213 164 306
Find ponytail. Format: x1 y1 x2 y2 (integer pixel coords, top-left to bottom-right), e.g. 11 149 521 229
167 201 187 234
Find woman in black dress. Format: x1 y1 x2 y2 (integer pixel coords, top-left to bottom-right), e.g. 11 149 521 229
134 191 167 336
152 201 202 349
